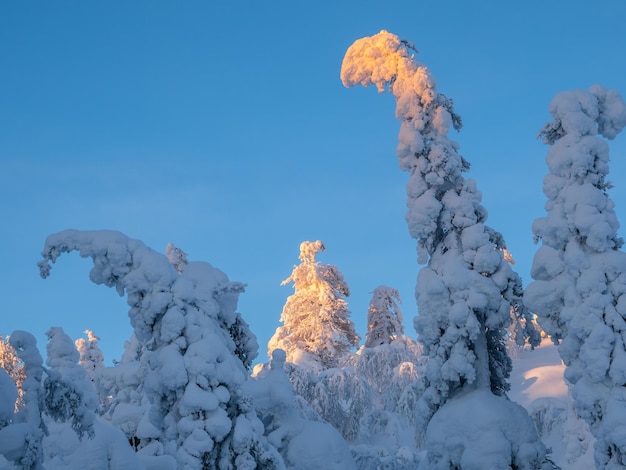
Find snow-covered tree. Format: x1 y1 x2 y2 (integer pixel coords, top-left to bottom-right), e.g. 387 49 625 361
1 331 46 469
310 366 372 441
75 330 105 383
364 286 403 348
353 288 425 461
525 85 626 468
39 229 284 469
166 242 188 274
0 335 25 412
44 326 98 439
268 240 359 371
342 30 549 469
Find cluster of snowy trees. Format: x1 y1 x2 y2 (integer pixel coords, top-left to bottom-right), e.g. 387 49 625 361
1 30 625 469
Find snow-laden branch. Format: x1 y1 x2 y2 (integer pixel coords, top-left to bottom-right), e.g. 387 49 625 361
38 229 177 342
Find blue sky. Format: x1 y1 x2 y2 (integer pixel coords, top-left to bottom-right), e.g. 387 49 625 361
1 1 625 365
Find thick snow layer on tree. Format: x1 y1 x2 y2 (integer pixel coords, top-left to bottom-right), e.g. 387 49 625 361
43 418 144 469
526 85 626 468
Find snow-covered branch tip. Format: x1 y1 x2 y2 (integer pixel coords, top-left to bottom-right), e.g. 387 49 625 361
340 29 422 94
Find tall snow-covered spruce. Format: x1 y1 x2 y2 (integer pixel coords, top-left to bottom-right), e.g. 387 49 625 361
38 229 284 469
525 85 626 468
341 30 549 469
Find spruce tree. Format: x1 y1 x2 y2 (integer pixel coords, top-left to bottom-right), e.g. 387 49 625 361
526 85 626 468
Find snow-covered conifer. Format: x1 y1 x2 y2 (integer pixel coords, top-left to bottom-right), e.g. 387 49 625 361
0 335 25 412
44 327 98 439
39 229 283 469
166 242 188 274
311 366 372 441
364 286 403 348
342 30 550 468
2 331 46 469
268 241 360 371
525 85 626 468
75 330 104 383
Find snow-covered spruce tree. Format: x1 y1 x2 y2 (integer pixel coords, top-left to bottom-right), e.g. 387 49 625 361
44 327 98 439
352 287 424 465
364 286 403 348
342 30 549 469
356 286 423 410
525 85 626 468
1 331 46 469
268 240 359 371
0 334 25 412
75 330 105 383
39 229 284 469
267 241 367 441
166 242 188 275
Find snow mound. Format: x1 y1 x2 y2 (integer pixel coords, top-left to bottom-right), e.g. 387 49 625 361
420 389 552 470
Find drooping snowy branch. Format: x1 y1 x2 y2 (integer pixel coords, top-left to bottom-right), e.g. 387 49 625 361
526 85 626 468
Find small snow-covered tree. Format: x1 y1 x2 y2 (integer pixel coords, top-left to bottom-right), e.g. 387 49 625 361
3 331 46 470
364 286 403 348
38 229 283 469
0 335 25 412
44 327 98 439
268 240 360 371
166 242 188 274
342 30 549 469
354 288 425 460
525 85 626 468
75 330 104 383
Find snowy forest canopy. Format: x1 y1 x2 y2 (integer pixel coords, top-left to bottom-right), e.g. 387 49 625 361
2 30 626 470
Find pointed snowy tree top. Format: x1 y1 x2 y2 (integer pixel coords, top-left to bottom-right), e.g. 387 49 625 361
298 240 325 264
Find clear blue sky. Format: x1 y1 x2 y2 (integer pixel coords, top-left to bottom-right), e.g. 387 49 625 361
2 1 625 365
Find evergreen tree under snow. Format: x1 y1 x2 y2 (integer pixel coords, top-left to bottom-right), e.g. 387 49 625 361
364 286 404 348
38 229 284 470
525 85 626 468
341 30 549 469
268 240 360 371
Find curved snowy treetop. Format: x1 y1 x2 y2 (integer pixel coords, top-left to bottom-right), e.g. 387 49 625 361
341 30 474 264
38 230 249 350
